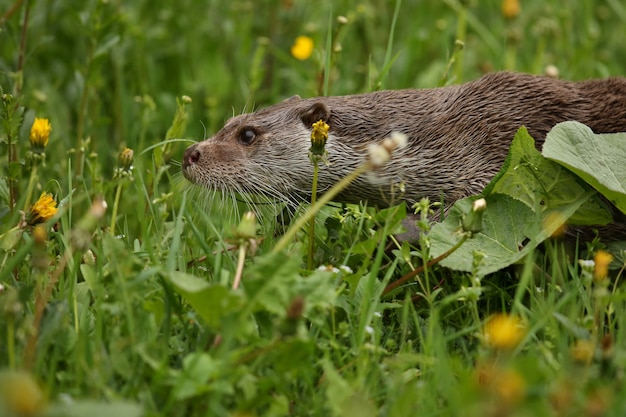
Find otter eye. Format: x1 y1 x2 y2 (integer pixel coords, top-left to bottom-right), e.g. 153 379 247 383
238 128 257 145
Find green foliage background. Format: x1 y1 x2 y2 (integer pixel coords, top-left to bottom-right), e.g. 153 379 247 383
1 1 626 416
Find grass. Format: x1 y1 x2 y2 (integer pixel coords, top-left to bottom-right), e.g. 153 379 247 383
1 0 626 416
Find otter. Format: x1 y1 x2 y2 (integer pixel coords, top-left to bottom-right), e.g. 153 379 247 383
182 72 626 236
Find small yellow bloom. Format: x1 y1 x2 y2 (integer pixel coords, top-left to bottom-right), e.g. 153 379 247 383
483 313 526 350
29 117 52 151
495 368 525 403
291 36 314 60
593 250 613 281
501 0 520 19
476 364 526 404
0 370 46 416
27 192 58 225
571 339 595 364
310 119 329 156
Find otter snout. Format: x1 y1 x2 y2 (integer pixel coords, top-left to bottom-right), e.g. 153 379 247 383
182 143 201 181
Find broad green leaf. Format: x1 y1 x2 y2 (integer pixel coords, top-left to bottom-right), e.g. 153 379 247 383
429 192 594 275
487 126 612 226
430 126 616 275
543 121 626 214
80 264 99 293
172 352 222 400
165 271 244 329
243 251 311 316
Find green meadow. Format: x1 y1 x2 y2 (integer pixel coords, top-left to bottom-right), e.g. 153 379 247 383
1 0 626 416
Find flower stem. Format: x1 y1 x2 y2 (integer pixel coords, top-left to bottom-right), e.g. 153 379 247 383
307 162 320 269
7 317 15 369
454 2 467 82
110 182 123 236
233 244 247 290
22 163 38 211
273 162 371 255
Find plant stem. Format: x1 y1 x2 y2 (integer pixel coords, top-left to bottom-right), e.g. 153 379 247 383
307 162 320 269
24 252 71 370
110 182 123 235
7 318 15 369
454 2 467 82
233 245 247 290
23 163 38 211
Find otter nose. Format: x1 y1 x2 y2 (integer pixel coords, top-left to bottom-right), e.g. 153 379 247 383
183 144 201 169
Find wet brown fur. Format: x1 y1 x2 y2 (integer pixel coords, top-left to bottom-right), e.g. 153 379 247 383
183 72 626 238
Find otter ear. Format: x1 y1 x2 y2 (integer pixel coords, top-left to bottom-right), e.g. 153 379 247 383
299 101 330 127
283 95 301 103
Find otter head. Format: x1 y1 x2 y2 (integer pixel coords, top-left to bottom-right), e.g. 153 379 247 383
182 96 353 207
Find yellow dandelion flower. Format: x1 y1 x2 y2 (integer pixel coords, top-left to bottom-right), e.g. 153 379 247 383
476 364 526 404
571 339 595 365
310 119 329 156
27 192 58 225
593 250 613 281
0 370 46 416
291 36 314 60
496 368 525 403
501 0 520 19
29 117 52 151
483 313 526 350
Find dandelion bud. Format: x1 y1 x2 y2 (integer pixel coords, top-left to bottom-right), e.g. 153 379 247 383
286 295 305 321
82 249 97 266
337 15 348 25
118 147 134 171
281 295 305 336
545 65 560 78
390 131 408 149
73 196 107 250
367 144 391 168
27 192 58 226
461 198 486 234
31 225 49 272
32 224 47 244
310 119 329 156
114 147 135 180
235 211 257 240
181 95 192 104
